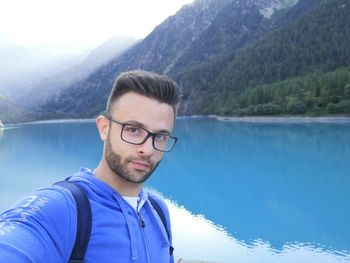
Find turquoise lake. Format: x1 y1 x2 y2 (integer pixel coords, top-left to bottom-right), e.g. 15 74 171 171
0 117 349 263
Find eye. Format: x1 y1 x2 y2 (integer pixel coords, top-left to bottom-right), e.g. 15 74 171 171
124 125 142 135
154 134 168 142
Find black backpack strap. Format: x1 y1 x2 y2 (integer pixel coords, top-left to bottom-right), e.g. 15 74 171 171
148 196 174 256
55 181 92 263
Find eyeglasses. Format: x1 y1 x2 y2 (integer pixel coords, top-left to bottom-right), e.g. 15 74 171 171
105 116 178 152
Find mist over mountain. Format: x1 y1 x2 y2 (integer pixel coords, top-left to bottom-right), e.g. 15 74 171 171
0 34 136 123
1 0 349 123
16 35 137 110
0 41 89 100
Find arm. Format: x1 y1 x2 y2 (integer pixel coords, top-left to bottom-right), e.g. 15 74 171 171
0 187 76 262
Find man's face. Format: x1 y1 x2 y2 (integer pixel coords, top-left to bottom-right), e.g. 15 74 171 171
103 92 175 184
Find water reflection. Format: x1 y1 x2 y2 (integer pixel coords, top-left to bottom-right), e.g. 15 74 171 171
150 118 350 253
165 198 350 263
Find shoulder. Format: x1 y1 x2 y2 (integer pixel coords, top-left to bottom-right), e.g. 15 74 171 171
146 191 174 245
147 192 167 207
0 185 77 261
147 191 171 220
0 185 77 239
3 185 76 219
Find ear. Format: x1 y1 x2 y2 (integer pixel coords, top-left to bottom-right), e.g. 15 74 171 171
96 115 109 141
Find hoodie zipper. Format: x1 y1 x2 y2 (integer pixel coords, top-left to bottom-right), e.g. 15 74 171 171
137 210 145 228
136 208 151 263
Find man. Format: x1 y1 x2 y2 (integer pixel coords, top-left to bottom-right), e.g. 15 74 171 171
0 70 181 262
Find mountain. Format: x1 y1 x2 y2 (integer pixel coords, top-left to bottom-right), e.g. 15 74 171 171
0 94 28 124
171 0 300 73
197 0 350 115
38 0 295 118
83 35 137 71
173 0 349 115
4 0 350 122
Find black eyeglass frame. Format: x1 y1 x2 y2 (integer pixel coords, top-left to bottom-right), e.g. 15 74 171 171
105 115 178 152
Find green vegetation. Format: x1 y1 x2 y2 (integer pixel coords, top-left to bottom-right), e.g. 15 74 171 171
176 0 350 116
217 67 350 116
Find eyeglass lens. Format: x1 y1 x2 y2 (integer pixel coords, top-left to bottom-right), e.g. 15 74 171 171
122 124 175 152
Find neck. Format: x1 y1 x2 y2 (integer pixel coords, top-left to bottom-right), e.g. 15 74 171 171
93 160 143 197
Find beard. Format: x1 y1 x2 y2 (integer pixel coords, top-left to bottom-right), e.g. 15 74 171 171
104 135 160 184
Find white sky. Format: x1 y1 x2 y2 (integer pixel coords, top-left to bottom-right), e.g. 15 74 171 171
0 0 194 49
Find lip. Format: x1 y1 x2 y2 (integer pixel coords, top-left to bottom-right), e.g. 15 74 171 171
130 161 151 171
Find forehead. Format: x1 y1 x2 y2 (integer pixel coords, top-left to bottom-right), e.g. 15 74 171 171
111 92 175 132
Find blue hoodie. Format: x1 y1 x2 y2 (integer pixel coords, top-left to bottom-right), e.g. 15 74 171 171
0 168 174 263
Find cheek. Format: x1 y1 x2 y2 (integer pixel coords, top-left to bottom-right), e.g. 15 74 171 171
107 126 122 145
153 152 164 163
109 135 133 157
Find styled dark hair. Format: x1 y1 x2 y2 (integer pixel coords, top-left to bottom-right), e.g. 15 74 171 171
106 70 181 116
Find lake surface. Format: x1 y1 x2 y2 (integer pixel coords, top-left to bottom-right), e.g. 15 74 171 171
0 118 350 263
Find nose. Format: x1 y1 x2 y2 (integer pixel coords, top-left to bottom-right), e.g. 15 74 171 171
137 136 155 156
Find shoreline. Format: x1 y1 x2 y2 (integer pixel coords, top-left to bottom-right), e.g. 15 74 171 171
2 118 96 127
214 115 350 123
179 114 350 123
2 115 350 127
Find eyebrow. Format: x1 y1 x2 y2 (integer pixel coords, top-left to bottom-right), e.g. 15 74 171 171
125 120 171 135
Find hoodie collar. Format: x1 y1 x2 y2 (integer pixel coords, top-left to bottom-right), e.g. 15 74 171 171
68 167 143 261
